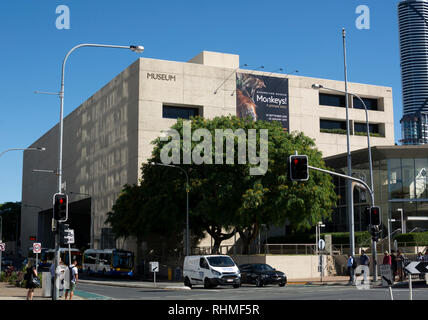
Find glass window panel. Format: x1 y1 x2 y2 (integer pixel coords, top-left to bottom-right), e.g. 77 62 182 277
388 159 403 199
402 159 415 199
353 97 378 111
163 105 199 119
415 159 428 199
319 93 346 108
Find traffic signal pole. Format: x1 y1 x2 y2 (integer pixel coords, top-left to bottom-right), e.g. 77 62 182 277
307 165 378 281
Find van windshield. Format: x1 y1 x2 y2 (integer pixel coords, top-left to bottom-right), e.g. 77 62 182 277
207 256 235 267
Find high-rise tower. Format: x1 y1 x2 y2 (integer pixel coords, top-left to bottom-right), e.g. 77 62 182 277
398 0 428 144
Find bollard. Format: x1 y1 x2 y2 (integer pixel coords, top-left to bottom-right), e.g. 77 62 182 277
168 268 172 281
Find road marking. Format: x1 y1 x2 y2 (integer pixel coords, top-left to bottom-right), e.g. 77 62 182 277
74 289 113 300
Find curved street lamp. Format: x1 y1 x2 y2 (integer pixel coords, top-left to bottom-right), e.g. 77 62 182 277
0 147 46 159
52 43 144 301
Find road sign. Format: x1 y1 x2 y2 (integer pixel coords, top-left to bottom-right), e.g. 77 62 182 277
150 261 159 272
64 229 74 244
0 243 4 252
33 243 42 254
318 239 325 251
405 262 428 274
379 264 393 287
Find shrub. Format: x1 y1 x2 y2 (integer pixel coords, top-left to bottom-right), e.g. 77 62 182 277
395 232 428 246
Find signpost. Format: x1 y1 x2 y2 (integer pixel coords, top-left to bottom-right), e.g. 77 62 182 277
33 242 42 273
405 261 428 274
64 228 74 266
379 264 393 287
405 261 428 300
0 242 5 273
150 261 159 287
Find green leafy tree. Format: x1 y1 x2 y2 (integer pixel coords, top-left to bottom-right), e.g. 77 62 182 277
142 115 337 253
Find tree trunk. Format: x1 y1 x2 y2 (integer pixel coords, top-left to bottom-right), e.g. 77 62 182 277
206 225 236 255
238 224 259 255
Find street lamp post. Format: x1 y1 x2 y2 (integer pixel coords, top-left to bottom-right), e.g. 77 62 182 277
312 79 378 281
0 147 46 159
52 43 144 301
150 162 190 256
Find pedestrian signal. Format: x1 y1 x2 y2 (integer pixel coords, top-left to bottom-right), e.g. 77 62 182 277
289 155 309 181
53 193 68 222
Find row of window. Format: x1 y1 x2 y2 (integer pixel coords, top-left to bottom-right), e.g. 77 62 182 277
320 119 383 136
319 93 380 111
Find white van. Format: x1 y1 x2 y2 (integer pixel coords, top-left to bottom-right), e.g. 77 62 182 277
183 255 241 289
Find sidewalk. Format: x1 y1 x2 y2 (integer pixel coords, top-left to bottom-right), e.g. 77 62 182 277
0 282 85 300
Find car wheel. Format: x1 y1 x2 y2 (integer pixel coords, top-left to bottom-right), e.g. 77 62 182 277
184 277 192 288
204 278 211 289
279 282 286 287
256 277 263 287
233 284 240 288
86 268 91 276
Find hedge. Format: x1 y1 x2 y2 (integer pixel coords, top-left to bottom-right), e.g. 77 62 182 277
395 232 428 246
267 231 371 246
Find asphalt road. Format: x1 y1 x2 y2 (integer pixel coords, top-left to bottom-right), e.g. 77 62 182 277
75 281 428 300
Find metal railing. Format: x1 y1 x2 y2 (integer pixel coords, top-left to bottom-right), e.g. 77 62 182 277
192 244 318 255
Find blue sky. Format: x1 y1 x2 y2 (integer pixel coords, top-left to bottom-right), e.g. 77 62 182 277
0 0 404 203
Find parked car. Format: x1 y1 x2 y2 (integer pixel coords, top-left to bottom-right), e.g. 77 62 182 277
238 263 287 287
183 255 241 289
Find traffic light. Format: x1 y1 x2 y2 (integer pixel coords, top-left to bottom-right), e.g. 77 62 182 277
289 155 309 181
53 193 68 222
370 206 381 226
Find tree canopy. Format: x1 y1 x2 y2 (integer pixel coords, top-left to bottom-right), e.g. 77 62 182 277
107 115 337 255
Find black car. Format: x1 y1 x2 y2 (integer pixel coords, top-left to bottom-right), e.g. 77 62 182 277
238 263 287 287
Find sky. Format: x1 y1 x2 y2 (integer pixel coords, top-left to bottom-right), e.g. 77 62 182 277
0 0 405 203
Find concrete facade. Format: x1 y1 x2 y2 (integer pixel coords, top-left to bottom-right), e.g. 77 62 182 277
21 51 395 254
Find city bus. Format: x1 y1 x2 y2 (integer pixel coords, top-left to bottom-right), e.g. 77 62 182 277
38 248 83 270
83 249 134 277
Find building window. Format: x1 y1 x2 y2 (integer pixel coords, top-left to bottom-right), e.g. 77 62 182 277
320 119 347 134
163 105 200 119
319 93 346 108
354 123 383 137
353 97 379 111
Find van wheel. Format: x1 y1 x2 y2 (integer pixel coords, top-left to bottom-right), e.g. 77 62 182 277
184 277 192 288
204 278 211 289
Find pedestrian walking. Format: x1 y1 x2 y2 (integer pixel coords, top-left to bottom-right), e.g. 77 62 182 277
347 255 356 285
383 251 391 265
65 260 79 300
390 250 397 282
417 252 423 261
24 261 38 300
397 250 405 282
360 250 370 268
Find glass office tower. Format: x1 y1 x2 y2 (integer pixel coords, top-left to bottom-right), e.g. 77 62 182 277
398 0 428 144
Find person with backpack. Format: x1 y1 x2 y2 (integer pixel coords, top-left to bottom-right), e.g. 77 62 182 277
25 261 38 300
347 254 356 285
65 260 78 300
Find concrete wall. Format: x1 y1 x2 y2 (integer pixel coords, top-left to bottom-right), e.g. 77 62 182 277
21 59 140 252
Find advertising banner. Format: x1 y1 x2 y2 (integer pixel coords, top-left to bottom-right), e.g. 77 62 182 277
236 73 289 131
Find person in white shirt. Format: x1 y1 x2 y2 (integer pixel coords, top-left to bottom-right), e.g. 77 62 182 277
65 260 79 300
